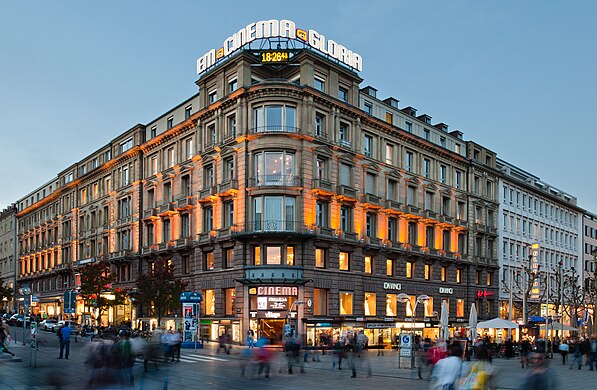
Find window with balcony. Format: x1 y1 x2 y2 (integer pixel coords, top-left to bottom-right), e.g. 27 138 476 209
365 172 376 195
223 157 234 181
408 221 417 245
385 144 394 165
315 157 327 180
387 179 398 201
163 219 171 243
223 201 234 228
253 105 296 132
442 196 451 216
253 196 295 232
206 124 216 147
181 214 190 238
339 122 350 147
426 226 434 249
340 163 352 187
423 158 430 178
424 191 434 211
254 151 295 186
181 175 191 197
227 114 236 138
388 217 397 242
405 151 413 172
340 205 353 232
203 166 214 189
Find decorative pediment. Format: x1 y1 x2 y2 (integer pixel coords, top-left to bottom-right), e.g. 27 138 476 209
406 176 420 185
219 145 236 157
363 162 382 173
386 169 403 180
313 145 334 157
422 182 438 191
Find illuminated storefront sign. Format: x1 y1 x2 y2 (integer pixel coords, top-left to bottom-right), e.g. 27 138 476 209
439 287 453 294
257 296 289 310
196 19 363 73
257 286 298 296
530 243 540 299
383 282 402 290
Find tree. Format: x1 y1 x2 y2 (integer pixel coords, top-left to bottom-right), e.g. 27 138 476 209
133 258 187 327
79 261 126 324
562 267 585 331
503 255 547 325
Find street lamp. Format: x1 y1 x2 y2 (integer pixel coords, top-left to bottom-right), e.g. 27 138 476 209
397 293 429 369
18 285 31 346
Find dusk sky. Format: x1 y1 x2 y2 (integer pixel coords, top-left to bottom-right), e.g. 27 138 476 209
1 1 596 212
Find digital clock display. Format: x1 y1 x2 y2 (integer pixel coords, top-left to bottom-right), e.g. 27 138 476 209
260 51 290 63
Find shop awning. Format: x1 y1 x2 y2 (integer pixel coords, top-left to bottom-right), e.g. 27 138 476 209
539 322 578 332
475 318 519 329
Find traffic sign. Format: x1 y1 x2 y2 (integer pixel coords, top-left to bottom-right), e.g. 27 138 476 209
400 333 412 347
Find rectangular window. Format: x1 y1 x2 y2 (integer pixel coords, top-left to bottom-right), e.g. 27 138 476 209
423 159 430 178
185 138 194 160
223 201 234 228
440 137 446 148
203 206 213 232
406 261 413 278
456 299 465 317
405 151 413 172
340 206 352 232
225 288 236 316
181 214 190 238
314 288 327 316
151 156 158 175
405 121 413 133
441 266 447 282
226 114 237 138
338 86 348 102
167 116 174 130
339 251 349 271
167 147 175 168
388 217 397 242
316 201 329 228
424 191 434 211
487 272 492 286
204 251 214 271
456 268 462 284
314 77 325 92
204 289 215 315
150 126 157 138
386 294 397 316
182 255 191 274
163 219 171 242
363 134 373 157
316 158 326 180
315 113 325 137
385 112 393 124
366 212 376 237
208 90 217 104
385 144 394 165
364 101 372 115
407 186 416 206
228 78 238 93
423 129 430 140
339 122 350 146
364 292 376 316
439 165 447 184
386 259 393 276
120 138 133 153
122 167 129 186
424 264 431 280
224 248 234 268
185 105 192 120
364 255 372 274
442 197 451 216
339 291 353 315
315 248 326 268
181 175 191 197
224 157 234 180
340 163 352 187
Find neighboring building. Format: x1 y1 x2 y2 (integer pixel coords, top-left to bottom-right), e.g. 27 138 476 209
15 20 502 344
582 212 597 332
497 158 583 326
0 204 17 312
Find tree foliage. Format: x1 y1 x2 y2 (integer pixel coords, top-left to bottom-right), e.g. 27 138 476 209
0 279 13 303
133 258 187 326
79 261 126 324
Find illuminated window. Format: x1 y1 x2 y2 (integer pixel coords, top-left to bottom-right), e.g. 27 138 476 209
286 246 295 266
424 264 431 280
253 246 261 266
314 288 327 315
204 251 214 271
204 289 215 315
315 248 326 268
339 251 350 271
406 261 413 278
456 268 462 284
424 296 434 317
225 288 236 316
364 255 372 274
254 151 295 185
456 299 464 317
441 266 447 282
385 112 393 124
405 295 416 317
386 259 393 276
339 291 353 315
386 294 397 316
487 272 492 286
364 292 376 316
224 248 234 268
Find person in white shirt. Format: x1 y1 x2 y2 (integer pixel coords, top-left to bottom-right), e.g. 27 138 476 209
431 344 463 390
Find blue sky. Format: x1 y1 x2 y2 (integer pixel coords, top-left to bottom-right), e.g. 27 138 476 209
1 1 596 211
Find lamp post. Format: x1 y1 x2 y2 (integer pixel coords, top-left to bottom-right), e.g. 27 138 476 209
397 293 429 369
18 285 31 346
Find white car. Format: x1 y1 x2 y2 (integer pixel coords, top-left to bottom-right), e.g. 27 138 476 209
40 319 58 331
56 320 80 335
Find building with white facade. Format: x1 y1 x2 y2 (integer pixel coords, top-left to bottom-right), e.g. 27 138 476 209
497 158 583 325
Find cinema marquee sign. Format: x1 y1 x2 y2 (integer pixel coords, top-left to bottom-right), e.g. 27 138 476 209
196 19 363 74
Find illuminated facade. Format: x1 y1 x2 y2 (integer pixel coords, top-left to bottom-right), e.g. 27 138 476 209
14 23 503 343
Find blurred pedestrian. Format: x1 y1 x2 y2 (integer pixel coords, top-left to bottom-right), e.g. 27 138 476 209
430 344 463 390
377 333 384 356
0 324 14 357
247 329 255 348
569 338 582 370
520 352 559 389
558 340 569 365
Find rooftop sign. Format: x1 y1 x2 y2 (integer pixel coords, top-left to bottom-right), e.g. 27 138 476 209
196 19 363 74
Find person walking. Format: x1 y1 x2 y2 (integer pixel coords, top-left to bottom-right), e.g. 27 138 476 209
589 336 597 371
430 344 463 390
377 333 384 356
569 338 582 370
0 323 15 357
246 329 254 348
519 352 559 390
558 340 569 365
58 322 72 359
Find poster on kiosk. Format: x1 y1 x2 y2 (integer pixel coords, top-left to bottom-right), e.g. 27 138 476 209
179 292 203 349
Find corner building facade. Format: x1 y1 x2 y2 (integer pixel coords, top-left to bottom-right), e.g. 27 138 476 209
15 35 499 344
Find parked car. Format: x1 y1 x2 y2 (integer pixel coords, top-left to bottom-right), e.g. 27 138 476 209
8 314 31 327
40 319 59 332
56 320 80 335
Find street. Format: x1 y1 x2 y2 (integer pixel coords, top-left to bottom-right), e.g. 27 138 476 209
0 327 595 389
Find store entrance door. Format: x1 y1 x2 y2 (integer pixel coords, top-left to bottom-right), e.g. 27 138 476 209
259 319 285 345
